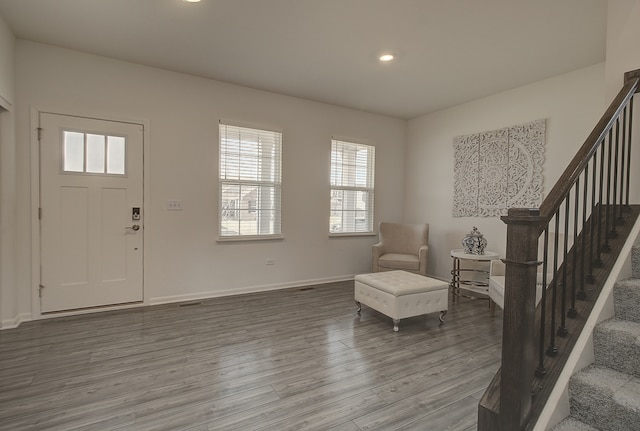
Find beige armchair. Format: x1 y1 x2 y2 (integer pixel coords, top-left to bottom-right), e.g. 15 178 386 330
372 222 429 276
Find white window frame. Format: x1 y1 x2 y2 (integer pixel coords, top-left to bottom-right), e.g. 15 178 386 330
218 123 282 240
61 129 127 176
330 139 375 236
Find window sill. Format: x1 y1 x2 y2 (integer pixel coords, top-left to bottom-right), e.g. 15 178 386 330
217 234 284 243
329 232 377 238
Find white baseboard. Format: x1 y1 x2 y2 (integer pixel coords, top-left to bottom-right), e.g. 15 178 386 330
1 313 32 330
0 276 356 328
149 274 356 306
37 302 144 321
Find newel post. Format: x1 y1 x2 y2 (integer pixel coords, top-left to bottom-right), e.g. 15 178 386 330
499 208 544 430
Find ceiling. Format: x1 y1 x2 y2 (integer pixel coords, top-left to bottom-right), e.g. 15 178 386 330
0 0 608 119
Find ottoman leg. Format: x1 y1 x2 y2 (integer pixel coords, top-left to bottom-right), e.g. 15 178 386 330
439 310 447 323
393 319 400 332
355 300 362 314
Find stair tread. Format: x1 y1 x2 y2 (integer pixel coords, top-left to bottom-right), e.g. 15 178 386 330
552 417 599 431
571 365 640 412
616 278 640 288
569 366 640 430
597 318 640 336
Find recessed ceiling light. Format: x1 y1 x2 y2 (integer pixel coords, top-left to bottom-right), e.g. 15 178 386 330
379 54 394 62
183 0 202 3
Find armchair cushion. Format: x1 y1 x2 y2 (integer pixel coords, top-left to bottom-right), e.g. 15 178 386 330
377 253 420 272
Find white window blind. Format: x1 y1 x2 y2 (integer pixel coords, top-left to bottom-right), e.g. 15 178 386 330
330 139 375 234
219 123 282 238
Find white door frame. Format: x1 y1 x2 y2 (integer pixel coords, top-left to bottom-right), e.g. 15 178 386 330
30 107 151 319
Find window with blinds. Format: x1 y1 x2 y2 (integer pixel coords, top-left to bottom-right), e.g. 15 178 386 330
330 139 375 234
219 123 282 238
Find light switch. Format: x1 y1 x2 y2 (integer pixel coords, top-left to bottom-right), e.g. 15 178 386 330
167 200 182 211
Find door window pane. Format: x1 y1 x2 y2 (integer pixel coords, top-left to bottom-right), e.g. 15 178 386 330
107 136 126 174
86 134 106 173
63 131 84 172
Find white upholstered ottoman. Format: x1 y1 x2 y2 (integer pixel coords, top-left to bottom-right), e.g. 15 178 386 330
354 270 449 332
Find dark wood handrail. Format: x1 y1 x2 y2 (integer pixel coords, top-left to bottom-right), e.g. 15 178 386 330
539 78 638 226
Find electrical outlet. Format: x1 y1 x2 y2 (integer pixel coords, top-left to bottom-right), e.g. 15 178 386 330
266 258 275 265
167 200 182 211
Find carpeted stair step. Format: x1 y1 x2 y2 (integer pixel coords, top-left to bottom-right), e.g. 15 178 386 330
568 366 640 431
632 244 640 279
613 278 640 323
593 318 640 377
552 417 599 431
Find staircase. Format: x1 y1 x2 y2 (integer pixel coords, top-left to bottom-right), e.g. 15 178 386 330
553 245 640 431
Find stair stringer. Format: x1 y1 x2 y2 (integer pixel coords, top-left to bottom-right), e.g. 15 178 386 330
533 214 640 431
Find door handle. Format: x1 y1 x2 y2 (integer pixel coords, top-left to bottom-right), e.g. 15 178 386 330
126 224 140 231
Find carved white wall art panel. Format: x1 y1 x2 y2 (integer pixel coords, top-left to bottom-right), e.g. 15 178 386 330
453 120 545 217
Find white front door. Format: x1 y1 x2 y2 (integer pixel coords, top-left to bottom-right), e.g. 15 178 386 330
39 113 144 313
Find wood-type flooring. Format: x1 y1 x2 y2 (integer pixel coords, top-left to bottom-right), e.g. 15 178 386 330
0 281 503 431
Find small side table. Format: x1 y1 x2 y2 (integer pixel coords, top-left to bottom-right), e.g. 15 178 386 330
450 249 499 301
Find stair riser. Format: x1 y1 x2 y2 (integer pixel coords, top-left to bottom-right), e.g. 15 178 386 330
631 246 640 279
593 327 640 377
613 280 640 323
